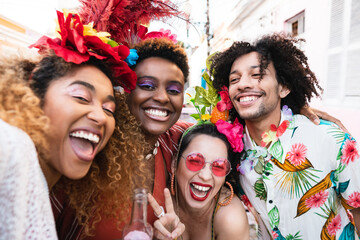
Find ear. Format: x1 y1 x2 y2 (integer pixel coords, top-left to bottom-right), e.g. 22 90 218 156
279 84 290 99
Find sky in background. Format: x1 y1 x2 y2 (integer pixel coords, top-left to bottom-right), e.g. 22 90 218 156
0 0 236 46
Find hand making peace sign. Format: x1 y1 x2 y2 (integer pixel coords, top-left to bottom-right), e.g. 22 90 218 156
148 188 185 240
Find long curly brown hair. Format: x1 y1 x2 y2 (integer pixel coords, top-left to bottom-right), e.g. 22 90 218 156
211 33 323 121
0 56 50 166
1 53 149 237
30 55 150 236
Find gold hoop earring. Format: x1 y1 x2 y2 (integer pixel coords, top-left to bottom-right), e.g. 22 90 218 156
218 181 234 206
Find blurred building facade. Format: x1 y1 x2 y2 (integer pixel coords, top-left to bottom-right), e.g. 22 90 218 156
0 15 41 55
188 0 360 140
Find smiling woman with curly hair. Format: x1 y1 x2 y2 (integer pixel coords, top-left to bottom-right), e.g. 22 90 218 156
0 52 148 239
0 8 149 239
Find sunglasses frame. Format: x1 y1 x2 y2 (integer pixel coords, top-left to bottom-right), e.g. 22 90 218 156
182 152 232 177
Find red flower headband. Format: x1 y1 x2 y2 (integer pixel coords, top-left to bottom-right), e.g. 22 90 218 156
30 10 137 92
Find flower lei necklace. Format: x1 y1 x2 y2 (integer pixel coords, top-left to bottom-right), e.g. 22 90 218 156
260 105 293 147
237 105 293 175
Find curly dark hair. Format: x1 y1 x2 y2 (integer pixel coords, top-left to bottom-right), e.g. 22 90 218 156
133 38 189 82
211 33 323 120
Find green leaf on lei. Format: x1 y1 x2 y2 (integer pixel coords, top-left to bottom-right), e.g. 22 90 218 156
269 140 283 160
254 160 264 175
268 206 280 229
254 179 267 200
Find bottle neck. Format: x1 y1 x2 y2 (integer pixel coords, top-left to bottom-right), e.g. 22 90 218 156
130 193 147 223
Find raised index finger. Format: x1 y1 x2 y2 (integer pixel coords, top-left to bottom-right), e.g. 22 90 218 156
148 193 163 217
163 188 175 213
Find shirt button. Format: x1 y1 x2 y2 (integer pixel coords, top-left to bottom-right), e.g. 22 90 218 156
269 200 273 204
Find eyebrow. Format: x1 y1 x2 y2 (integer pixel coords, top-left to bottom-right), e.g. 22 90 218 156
229 65 260 75
70 80 115 103
138 76 183 85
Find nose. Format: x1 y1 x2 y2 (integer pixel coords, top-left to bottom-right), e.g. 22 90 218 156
236 75 256 90
153 87 170 104
198 163 213 181
87 105 107 126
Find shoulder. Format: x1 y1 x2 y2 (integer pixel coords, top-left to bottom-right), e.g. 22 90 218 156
168 120 193 133
158 120 193 151
214 192 249 240
0 119 36 160
292 114 348 144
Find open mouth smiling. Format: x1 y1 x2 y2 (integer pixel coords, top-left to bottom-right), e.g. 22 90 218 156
69 130 102 161
145 108 170 118
239 96 259 103
190 182 212 201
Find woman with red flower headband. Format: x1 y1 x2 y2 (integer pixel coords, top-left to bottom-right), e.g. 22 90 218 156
149 123 249 240
0 9 146 239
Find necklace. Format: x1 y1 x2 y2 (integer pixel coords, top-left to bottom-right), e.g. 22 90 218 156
145 140 159 160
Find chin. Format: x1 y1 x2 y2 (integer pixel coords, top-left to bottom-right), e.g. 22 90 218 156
144 125 171 136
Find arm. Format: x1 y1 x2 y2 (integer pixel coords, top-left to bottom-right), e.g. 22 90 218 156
215 196 250 240
351 208 360 234
300 105 349 133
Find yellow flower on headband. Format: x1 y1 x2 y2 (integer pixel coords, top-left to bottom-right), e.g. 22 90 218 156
201 114 211 121
83 22 111 43
55 9 111 44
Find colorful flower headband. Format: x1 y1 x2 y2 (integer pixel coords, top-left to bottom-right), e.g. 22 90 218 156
184 55 244 153
29 10 137 93
77 0 179 48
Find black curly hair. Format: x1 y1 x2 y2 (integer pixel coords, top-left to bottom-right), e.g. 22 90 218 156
211 33 323 121
132 38 189 82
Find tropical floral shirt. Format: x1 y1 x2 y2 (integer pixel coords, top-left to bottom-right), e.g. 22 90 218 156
239 110 360 240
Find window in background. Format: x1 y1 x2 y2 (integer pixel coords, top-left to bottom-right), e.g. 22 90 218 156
285 10 305 37
325 0 360 106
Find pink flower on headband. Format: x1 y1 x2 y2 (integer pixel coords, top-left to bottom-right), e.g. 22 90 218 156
144 28 177 43
215 118 244 152
216 86 233 112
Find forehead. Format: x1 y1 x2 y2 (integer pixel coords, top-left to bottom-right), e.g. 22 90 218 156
135 57 185 83
53 65 114 94
230 51 276 75
183 134 228 157
231 52 260 71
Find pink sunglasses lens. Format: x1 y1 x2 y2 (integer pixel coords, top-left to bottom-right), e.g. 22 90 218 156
185 153 205 172
185 154 231 177
211 159 231 177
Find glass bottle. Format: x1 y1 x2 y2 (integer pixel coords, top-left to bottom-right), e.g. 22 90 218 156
122 188 153 240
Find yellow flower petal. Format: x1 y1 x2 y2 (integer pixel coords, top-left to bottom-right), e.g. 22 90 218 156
201 114 212 121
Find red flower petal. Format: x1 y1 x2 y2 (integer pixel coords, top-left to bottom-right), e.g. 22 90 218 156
276 120 289 137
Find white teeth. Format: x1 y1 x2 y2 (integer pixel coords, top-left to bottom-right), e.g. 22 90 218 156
70 131 100 144
145 109 168 117
240 96 258 103
191 183 210 192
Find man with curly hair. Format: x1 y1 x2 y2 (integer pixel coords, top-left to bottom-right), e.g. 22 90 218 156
211 33 360 239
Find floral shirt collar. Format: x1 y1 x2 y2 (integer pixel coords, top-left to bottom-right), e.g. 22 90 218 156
243 106 294 165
